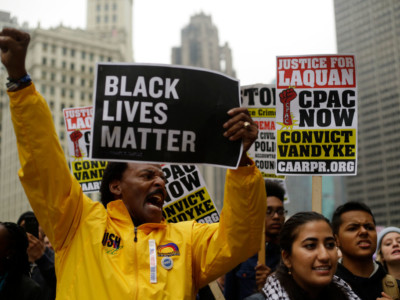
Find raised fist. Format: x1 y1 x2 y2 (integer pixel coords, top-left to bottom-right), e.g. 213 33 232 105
279 88 297 126
279 88 297 104
0 27 30 79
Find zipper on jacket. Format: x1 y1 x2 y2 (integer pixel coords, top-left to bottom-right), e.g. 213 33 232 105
134 226 138 242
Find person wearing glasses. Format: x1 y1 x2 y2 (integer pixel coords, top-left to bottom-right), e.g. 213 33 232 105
224 180 286 299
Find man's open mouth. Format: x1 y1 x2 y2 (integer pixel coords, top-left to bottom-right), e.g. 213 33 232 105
146 190 165 209
357 239 371 248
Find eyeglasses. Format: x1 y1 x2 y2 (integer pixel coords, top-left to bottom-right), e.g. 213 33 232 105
266 208 287 216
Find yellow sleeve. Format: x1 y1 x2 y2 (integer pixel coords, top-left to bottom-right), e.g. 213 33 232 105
191 161 267 288
9 83 91 251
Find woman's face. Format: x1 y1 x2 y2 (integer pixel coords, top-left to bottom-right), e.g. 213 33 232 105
380 232 400 265
282 220 338 297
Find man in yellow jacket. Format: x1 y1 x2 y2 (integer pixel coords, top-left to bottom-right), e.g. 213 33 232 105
0 28 267 299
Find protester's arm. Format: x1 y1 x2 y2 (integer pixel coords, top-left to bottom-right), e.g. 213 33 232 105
26 233 57 292
0 28 87 251
192 108 267 288
26 233 46 263
35 247 57 291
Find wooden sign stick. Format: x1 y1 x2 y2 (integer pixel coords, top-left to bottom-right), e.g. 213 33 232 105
312 176 322 213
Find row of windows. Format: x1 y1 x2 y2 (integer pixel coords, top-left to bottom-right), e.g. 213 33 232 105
368 159 383 166
381 95 400 110
367 186 382 194
388 163 400 172
96 3 117 11
42 57 91 71
366 176 384 184
369 203 384 211
374 212 387 219
41 71 93 87
386 153 400 162
382 134 400 146
388 182 400 189
386 144 400 152
390 209 400 217
42 44 112 62
96 15 118 24
42 57 111 69
382 109 400 120
388 192 400 198
41 85 92 101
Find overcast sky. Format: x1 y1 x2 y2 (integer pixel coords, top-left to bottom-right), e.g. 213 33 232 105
1 0 337 85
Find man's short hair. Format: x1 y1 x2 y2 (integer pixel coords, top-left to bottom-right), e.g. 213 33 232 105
265 180 285 202
17 211 35 226
331 201 376 235
100 162 128 207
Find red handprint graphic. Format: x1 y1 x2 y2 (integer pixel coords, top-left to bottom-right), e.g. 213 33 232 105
279 88 297 126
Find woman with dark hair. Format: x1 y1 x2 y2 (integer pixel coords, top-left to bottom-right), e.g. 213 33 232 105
261 212 360 300
0 222 42 300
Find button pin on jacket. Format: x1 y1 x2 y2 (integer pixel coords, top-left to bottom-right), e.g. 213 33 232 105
161 257 173 270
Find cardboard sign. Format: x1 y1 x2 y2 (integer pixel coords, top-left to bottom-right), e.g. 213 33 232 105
91 63 242 168
63 106 107 192
241 84 285 179
162 164 220 224
276 55 357 175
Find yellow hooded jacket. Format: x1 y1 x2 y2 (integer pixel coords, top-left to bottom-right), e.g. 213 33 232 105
9 84 266 299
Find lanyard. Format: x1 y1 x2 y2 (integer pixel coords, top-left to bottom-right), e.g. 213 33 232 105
149 239 157 284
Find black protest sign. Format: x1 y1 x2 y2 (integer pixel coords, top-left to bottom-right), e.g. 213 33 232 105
90 63 241 168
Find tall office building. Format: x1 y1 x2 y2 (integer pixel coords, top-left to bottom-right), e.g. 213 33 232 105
172 12 236 77
0 0 133 222
86 0 133 62
171 13 236 209
334 0 400 226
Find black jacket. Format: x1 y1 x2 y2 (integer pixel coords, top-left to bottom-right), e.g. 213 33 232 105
335 261 386 300
0 274 42 300
31 247 56 300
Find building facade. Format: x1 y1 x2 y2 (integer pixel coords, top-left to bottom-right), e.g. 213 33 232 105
0 0 133 222
171 13 236 209
334 0 400 226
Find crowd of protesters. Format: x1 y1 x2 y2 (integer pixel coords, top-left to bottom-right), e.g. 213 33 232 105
1 27 400 300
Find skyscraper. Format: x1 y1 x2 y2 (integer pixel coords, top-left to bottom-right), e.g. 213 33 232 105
86 0 133 62
172 12 235 77
171 13 236 209
0 0 133 222
334 0 400 225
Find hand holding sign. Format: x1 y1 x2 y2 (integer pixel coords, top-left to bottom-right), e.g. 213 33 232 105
223 107 258 166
